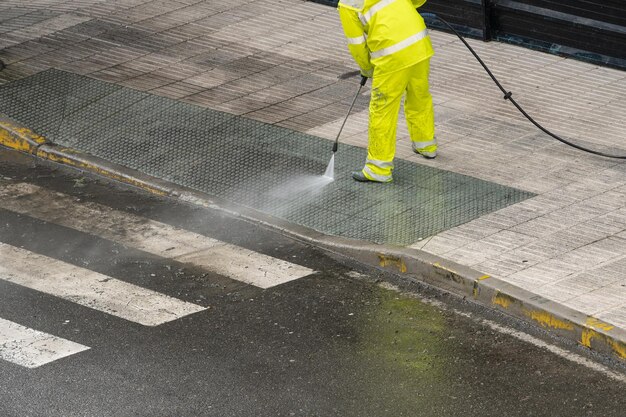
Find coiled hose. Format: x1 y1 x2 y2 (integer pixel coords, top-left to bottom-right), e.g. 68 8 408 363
422 13 626 160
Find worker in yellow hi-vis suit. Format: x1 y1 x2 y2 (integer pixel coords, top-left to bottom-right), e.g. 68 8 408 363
338 0 436 183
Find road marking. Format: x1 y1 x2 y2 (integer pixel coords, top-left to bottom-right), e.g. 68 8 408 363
0 318 90 368
0 243 207 326
0 182 314 288
482 319 626 384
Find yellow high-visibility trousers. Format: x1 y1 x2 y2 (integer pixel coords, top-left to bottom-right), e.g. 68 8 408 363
362 59 435 182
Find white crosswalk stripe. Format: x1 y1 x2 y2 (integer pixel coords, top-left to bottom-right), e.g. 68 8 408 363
0 318 90 369
0 243 208 327
0 180 317 368
0 183 315 289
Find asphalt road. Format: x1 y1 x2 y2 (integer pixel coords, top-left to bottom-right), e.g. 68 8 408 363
0 148 625 417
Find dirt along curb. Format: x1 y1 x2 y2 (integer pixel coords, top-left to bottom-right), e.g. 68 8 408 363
1 114 624 363
0 115 173 196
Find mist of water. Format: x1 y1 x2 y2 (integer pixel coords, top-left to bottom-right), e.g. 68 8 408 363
268 174 333 200
262 154 336 218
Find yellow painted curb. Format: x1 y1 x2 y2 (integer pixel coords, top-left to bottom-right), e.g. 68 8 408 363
0 116 169 197
0 120 47 153
36 147 168 196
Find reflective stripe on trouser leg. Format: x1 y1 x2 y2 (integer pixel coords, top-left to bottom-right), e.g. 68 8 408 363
366 68 410 181
363 160 394 182
405 59 436 152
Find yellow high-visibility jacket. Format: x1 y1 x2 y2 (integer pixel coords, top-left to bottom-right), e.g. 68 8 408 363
338 0 434 75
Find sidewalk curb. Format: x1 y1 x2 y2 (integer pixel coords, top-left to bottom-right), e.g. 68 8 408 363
0 115 173 197
0 116 48 154
1 115 624 362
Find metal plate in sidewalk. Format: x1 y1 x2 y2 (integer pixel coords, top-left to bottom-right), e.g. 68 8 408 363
0 70 535 245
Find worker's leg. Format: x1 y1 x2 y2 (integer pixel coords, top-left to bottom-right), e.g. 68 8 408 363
360 68 409 182
405 59 436 158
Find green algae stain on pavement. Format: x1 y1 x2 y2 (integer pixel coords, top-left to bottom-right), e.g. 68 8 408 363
358 290 446 373
0 69 535 246
335 285 461 415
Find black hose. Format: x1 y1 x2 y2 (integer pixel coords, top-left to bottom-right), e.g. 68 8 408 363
422 13 626 160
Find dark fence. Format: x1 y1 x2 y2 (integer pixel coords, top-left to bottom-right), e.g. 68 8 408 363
312 0 626 70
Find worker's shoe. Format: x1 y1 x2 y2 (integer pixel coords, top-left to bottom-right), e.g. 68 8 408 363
413 148 437 159
352 170 392 183
412 141 437 159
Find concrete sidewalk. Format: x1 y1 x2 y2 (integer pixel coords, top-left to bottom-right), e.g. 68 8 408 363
1 0 626 362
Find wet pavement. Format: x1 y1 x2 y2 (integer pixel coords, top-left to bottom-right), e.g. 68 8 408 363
1 0 626 366
1 149 625 417
0 69 533 245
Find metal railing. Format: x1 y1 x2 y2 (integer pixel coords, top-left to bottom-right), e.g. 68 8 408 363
313 0 626 70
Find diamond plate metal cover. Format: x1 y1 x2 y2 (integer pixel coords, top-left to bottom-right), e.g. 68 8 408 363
0 69 535 245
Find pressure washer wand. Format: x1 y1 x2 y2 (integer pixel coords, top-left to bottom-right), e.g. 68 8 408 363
332 75 368 153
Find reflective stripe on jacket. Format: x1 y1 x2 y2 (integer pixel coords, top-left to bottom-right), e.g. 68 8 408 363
338 0 434 74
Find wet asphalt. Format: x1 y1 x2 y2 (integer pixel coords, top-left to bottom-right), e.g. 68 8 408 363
0 148 625 417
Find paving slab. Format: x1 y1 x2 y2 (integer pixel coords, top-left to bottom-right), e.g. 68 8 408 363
1 0 626 361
